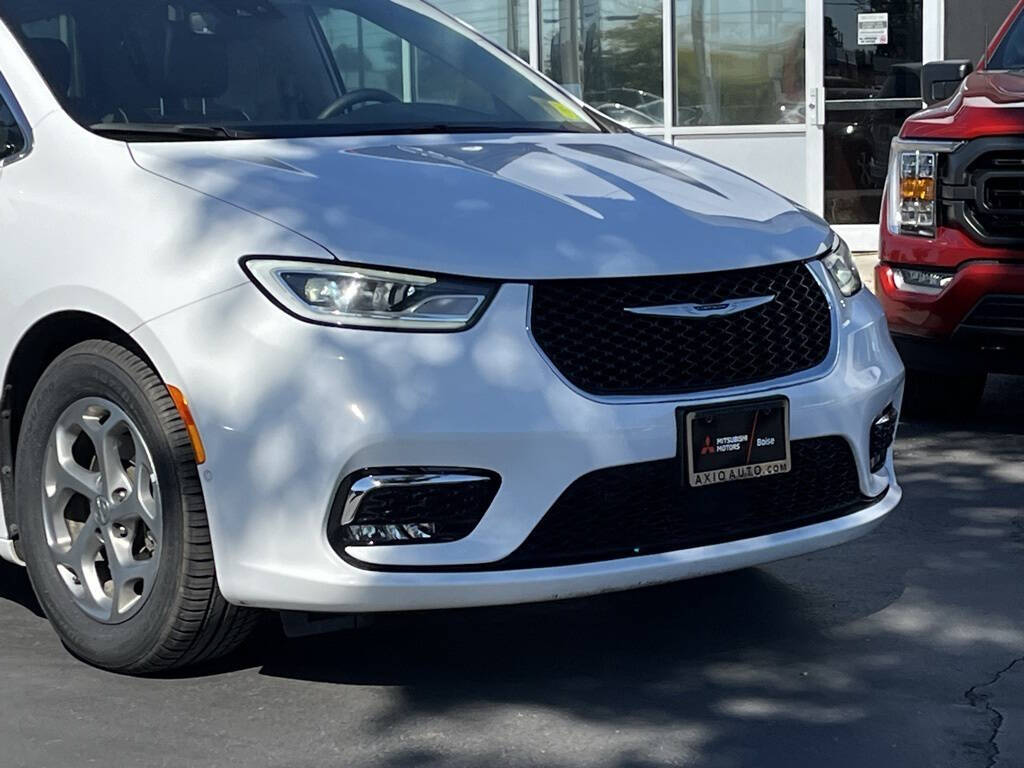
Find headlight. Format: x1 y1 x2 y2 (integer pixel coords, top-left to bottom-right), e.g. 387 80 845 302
820 235 862 297
886 139 960 238
243 259 496 331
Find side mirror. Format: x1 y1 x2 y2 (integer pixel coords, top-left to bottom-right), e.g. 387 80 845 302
921 60 974 106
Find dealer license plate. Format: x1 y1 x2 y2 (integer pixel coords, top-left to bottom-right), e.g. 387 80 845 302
681 399 791 488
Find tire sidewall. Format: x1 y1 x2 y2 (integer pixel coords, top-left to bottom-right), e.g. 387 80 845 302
16 346 189 671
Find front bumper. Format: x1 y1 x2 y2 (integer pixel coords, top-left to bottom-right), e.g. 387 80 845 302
875 254 1024 375
135 274 904 613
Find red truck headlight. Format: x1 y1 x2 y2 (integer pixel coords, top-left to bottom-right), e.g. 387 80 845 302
886 139 961 238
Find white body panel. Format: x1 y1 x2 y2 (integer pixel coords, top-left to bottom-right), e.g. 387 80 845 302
0 6 903 613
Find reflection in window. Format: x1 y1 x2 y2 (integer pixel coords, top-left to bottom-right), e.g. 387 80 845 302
676 0 804 127
823 0 924 225
318 11 399 93
824 0 922 98
542 0 664 129
316 8 497 112
431 0 530 60
1 95 25 157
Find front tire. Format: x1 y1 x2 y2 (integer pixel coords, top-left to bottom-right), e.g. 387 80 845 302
16 341 257 674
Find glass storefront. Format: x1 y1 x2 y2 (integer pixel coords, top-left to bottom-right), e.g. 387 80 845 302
675 0 805 127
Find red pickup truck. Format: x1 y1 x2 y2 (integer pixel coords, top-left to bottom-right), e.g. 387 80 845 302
877 0 1024 412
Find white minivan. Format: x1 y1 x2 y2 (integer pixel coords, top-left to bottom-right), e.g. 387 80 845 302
0 0 903 673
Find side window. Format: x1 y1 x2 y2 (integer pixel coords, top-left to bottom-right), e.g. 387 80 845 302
989 11 1024 70
0 91 26 160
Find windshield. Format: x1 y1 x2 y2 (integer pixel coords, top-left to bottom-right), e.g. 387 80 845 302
0 0 603 139
988 8 1024 70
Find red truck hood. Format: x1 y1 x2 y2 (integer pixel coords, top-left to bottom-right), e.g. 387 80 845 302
901 71 1024 140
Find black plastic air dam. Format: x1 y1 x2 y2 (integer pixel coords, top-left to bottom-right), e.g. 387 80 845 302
342 437 885 573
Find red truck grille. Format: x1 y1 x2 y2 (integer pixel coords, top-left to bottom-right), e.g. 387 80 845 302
943 142 1024 247
980 157 1024 215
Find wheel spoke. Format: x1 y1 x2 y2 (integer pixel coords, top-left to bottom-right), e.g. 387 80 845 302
101 527 156 620
76 404 132 498
53 459 102 499
112 556 157 586
55 513 100 575
110 486 158 527
96 431 132 499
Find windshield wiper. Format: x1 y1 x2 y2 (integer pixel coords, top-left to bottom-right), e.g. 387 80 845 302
316 122 593 137
89 123 246 141
89 121 598 141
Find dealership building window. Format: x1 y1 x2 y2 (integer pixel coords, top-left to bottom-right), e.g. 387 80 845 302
540 0 664 128
675 0 804 127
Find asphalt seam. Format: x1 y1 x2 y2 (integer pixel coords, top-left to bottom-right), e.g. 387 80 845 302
965 655 1024 767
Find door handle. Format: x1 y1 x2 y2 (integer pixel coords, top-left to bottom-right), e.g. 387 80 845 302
809 86 826 127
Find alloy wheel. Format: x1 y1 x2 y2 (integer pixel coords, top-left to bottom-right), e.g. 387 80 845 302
41 397 162 624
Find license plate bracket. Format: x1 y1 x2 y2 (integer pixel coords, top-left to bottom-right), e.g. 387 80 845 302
680 398 791 488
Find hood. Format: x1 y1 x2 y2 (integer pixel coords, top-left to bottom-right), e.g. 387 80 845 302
131 132 830 280
903 71 1024 140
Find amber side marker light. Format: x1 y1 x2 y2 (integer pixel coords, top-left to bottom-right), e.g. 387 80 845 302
899 177 936 201
167 385 207 465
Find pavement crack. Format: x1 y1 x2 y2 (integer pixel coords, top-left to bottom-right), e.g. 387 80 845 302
965 655 1024 767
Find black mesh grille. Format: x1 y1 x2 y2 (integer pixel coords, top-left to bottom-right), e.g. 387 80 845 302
961 295 1024 333
500 437 878 569
530 262 832 396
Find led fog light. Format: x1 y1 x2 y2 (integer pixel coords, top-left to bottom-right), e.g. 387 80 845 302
345 523 438 544
892 267 955 295
328 469 500 550
870 405 899 473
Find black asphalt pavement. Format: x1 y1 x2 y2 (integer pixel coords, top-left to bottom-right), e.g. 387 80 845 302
1 378 1021 768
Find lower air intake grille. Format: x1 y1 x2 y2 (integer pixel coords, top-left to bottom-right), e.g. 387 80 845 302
960 295 1024 333
500 436 880 569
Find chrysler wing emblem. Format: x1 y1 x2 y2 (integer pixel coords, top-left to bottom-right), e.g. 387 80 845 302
625 295 776 319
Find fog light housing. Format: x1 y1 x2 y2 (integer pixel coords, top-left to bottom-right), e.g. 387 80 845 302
870 405 899 473
891 266 955 295
328 469 500 550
